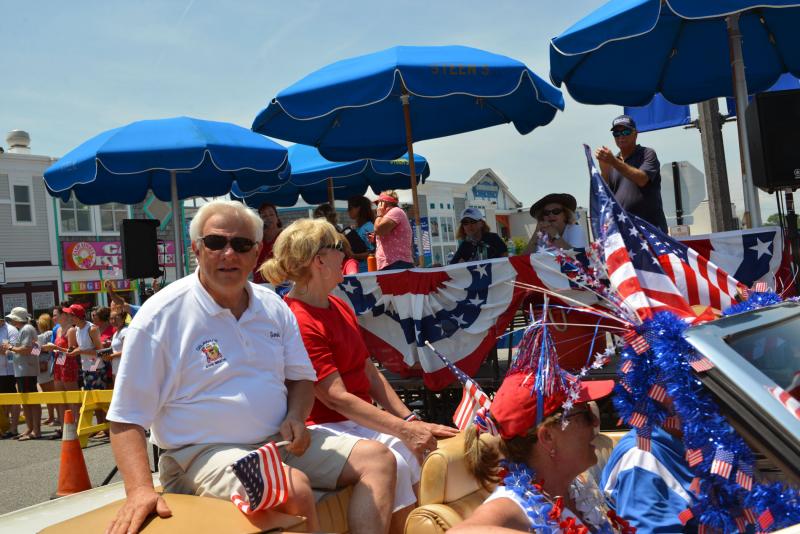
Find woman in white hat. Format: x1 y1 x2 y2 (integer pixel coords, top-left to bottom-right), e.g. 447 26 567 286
2 307 42 440
450 207 508 264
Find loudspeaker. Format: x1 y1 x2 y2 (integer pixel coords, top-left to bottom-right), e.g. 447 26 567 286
746 89 800 192
120 219 161 279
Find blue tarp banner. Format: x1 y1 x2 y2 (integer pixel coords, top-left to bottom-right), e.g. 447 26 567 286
624 94 691 133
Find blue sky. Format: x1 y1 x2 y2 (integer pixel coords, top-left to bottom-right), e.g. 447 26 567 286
0 0 776 219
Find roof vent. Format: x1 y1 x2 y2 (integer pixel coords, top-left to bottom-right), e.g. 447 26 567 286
6 130 31 154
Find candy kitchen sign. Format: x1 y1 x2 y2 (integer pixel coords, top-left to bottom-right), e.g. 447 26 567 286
62 241 176 271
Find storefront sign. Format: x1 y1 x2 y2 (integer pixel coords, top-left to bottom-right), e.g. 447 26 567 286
62 241 176 271
2 294 27 315
63 279 132 295
31 291 56 311
472 179 499 200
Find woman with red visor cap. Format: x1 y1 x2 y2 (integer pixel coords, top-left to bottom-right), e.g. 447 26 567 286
453 369 620 533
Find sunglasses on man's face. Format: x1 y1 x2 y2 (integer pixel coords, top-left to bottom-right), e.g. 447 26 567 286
541 207 563 217
198 235 257 253
612 128 633 138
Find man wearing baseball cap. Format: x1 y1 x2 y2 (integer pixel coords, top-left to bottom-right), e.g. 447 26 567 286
595 115 668 231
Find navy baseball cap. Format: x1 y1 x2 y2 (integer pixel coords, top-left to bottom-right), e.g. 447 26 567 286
611 115 637 131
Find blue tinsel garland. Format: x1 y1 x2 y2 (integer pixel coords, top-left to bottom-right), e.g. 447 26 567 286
614 292 800 532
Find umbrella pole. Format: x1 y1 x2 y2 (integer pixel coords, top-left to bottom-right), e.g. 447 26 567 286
727 13 762 228
400 89 425 267
170 170 185 279
327 177 335 206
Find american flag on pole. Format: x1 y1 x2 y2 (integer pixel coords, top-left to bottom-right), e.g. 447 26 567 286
230 442 288 515
424 341 491 430
685 447 704 467
586 145 745 322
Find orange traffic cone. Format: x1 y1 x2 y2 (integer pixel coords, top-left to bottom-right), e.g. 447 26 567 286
55 409 92 496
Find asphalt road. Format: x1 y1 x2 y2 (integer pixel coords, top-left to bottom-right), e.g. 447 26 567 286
0 422 154 516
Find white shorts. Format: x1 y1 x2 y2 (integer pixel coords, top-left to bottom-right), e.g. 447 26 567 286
310 419 419 511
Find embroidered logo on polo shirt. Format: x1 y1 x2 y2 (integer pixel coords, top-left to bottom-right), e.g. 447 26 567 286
197 339 226 369
269 331 280 339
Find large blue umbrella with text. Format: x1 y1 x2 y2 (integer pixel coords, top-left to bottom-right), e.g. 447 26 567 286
44 116 290 278
232 144 429 207
253 45 564 262
549 0 800 225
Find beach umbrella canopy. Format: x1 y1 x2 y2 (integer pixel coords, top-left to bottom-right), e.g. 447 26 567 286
549 0 800 226
550 0 800 106
233 144 429 207
44 116 290 278
253 45 563 264
45 116 289 204
253 45 564 162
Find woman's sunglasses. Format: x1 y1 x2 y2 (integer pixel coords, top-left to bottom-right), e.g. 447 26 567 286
317 241 344 254
541 207 563 217
199 235 257 253
612 128 633 138
563 408 595 425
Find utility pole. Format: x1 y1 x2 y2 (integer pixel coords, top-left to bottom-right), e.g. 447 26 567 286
697 99 735 231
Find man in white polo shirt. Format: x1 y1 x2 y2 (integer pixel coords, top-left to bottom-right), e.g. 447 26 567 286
107 200 397 534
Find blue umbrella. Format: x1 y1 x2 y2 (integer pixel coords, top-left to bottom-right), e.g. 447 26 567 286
253 45 564 262
233 144 430 207
44 116 290 277
550 0 800 225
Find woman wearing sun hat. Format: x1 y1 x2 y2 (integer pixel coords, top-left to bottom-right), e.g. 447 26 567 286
450 207 508 264
452 361 619 532
522 193 587 254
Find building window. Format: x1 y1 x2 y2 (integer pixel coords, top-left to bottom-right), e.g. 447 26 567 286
429 203 435 209
10 177 35 225
439 203 444 209
99 203 129 233
447 203 451 209
59 198 93 234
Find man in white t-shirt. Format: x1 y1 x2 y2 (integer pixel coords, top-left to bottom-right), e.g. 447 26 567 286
106 200 397 534
0 319 20 439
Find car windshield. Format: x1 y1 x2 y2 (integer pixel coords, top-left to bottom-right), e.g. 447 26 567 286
726 318 800 397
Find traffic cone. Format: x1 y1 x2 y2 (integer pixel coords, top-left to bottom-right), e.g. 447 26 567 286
54 409 92 496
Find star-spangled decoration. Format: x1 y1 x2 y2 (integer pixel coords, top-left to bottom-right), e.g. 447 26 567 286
469 297 485 306
473 263 489 278
749 237 772 260
341 280 357 293
452 314 468 326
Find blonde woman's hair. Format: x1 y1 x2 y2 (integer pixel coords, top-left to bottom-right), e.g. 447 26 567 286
463 412 562 490
260 218 342 286
37 313 53 333
188 200 263 243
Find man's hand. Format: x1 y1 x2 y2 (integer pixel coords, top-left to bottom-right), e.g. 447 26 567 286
399 421 438 463
594 146 616 177
279 416 310 457
106 486 171 534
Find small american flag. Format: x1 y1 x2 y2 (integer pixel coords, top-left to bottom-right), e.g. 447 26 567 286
230 441 288 515
687 354 715 373
425 341 491 431
734 515 747 533
628 411 647 428
678 507 694 525
767 385 800 420
663 414 680 431
735 462 754 491
620 359 633 374
743 508 756 524
710 448 735 479
689 477 700 495
685 448 704 467
623 330 650 354
752 281 769 293
648 383 667 403
758 509 775 531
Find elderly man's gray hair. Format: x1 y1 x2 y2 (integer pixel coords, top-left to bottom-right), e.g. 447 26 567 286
188 200 264 243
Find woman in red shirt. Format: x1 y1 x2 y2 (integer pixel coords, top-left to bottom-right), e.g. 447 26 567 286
262 218 456 532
